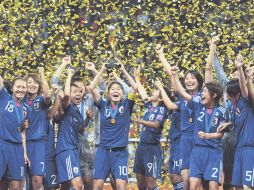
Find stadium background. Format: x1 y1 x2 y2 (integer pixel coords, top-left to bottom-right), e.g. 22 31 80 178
0 0 253 189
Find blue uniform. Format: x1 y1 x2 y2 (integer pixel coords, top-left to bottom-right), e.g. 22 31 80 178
178 93 201 170
0 87 29 180
25 96 50 176
228 97 254 187
93 95 135 181
56 102 85 183
189 99 226 183
133 102 167 178
44 119 59 189
168 107 182 175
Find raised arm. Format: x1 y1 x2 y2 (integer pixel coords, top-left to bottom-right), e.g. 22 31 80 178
0 75 3 90
213 53 229 89
85 61 106 89
47 88 64 119
117 60 137 91
205 36 220 83
155 44 173 77
38 67 51 104
246 65 254 106
134 66 149 101
50 56 71 83
88 65 106 104
236 54 248 98
64 68 74 107
171 66 192 102
155 80 178 110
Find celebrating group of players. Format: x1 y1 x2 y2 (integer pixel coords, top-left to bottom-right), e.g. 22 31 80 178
0 36 254 190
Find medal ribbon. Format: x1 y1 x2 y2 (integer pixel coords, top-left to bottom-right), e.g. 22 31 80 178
12 98 24 129
205 107 218 133
109 104 118 120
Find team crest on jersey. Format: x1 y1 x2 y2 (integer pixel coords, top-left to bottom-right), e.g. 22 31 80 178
73 167 79 174
212 117 218 126
33 102 40 111
236 108 240 116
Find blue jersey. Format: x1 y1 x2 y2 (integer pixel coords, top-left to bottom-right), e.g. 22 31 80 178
190 99 226 149
178 93 202 135
45 119 56 159
97 97 134 148
56 103 85 154
139 102 167 144
228 97 254 148
0 88 29 143
26 96 50 141
168 104 181 142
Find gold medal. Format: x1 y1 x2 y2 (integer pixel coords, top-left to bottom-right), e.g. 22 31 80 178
111 118 116 124
189 117 193 123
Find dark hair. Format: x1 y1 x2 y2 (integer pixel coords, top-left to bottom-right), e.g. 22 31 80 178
27 73 41 94
71 77 84 84
226 79 241 97
107 81 124 92
184 70 203 92
12 77 27 87
205 82 223 104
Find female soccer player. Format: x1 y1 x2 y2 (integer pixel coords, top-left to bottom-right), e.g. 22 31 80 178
25 67 51 190
89 62 137 190
156 80 183 190
155 44 203 190
0 76 29 190
132 68 168 190
218 55 254 190
55 66 93 190
171 65 230 189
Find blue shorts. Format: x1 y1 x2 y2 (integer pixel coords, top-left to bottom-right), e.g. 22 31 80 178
93 146 128 181
133 143 162 179
179 135 194 170
190 146 223 183
44 159 59 189
56 149 81 183
27 140 46 176
232 147 254 187
169 139 181 175
0 140 25 180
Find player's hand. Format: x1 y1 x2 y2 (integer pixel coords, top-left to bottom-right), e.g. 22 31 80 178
22 119 29 130
155 44 163 55
198 131 207 139
24 153 30 166
171 65 179 75
85 62 95 71
131 115 139 124
109 72 117 81
246 64 254 79
134 65 141 78
217 122 231 132
67 67 75 77
235 54 243 69
155 80 163 90
38 67 44 75
211 36 220 45
62 56 71 65
86 109 94 119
